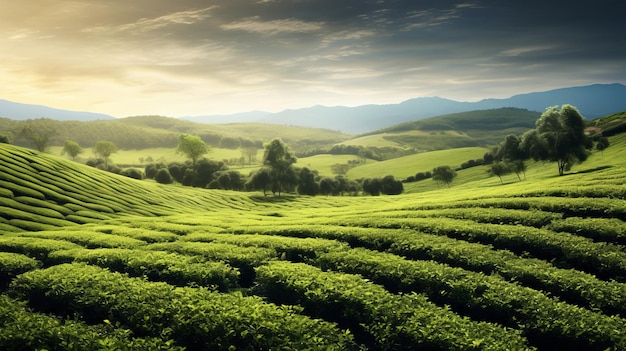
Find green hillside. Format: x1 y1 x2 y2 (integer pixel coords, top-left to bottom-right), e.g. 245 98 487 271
1 129 626 350
345 108 540 152
0 115 351 152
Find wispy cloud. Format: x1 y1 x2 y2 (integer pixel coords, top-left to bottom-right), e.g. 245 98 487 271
83 7 217 34
221 16 324 35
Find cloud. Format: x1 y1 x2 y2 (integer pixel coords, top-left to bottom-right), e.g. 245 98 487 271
83 6 217 34
221 16 324 35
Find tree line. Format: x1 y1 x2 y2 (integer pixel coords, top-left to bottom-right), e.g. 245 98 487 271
405 105 611 188
144 135 403 197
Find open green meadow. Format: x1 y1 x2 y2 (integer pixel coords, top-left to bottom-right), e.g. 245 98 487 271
1 132 626 350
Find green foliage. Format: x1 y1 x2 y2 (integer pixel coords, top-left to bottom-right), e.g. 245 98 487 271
93 140 118 169
18 119 57 152
176 133 210 172
10 264 356 351
61 140 83 161
0 295 183 351
432 165 457 187
532 105 593 175
48 248 239 290
256 261 533 351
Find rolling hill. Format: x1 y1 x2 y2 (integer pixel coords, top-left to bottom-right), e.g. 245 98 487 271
339 108 540 152
1 130 626 350
0 99 114 121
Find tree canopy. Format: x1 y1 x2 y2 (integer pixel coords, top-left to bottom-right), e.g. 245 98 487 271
527 105 592 176
432 165 457 188
93 141 118 169
62 140 83 161
176 134 210 173
261 138 298 197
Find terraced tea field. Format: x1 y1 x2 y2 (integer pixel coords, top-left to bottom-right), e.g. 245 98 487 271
1 140 626 351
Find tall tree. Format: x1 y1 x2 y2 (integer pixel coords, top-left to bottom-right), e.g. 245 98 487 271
533 105 592 176
93 140 118 169
497 135 527 180
432 165 457 188
19 121 57 152
62 140 83 161
176 134 210 174
262 138 297 197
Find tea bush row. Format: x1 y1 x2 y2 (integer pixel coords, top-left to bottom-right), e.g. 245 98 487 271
10 263 356 351
246 225 626 315
255 261 533 351
316 248 626 350
0 295 182 351
48 248 239 291
338 217 626 280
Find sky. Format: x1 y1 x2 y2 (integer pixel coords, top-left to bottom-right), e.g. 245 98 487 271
1 0 625 117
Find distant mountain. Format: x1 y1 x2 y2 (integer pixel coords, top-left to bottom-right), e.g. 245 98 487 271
188 83 626 134
0 99 114 121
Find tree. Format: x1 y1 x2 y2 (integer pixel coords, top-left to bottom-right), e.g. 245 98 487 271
533 105 592 176
176 134 210 174
262 138 297 197
240 147 258 166
297 167 320 196
496 135 527 180
331 163 349 176
93 141 118 169
488 162 510 184
62 140 83 161
246 168 272 196
432 165 457 188
0 134 10 144
362 178 382 196
595 136 610 155
154 168 174 184
380 175 403 195
20 122 57 152
319 177 338 196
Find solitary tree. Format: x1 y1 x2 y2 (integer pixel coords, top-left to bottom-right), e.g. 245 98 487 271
62 140 83 161
262 138 297 197
533 105 592 176
93 140 118 169
176 134 210 174
432 165 457 188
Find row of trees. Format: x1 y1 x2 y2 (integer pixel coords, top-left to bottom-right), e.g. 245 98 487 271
148 136 403 196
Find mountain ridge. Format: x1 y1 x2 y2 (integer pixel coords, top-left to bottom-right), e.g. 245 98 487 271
2 83 625 133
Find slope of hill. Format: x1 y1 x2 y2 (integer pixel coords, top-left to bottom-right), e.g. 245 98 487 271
1 135 626 350
0 99 114 121
339 108 540 152
0 115 351 152
0 134 626 351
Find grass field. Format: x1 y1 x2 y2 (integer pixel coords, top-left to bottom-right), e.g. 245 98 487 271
1 133 626 350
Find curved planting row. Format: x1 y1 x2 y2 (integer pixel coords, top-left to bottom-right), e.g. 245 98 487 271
48 248 239 291
9 263 357 351
243 225 626 316
335 216 626 280
0 295 182 351
255 260 533 351
180 232 350 261
315 248 626 351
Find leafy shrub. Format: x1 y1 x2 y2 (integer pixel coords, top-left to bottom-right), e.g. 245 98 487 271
154 168 174 184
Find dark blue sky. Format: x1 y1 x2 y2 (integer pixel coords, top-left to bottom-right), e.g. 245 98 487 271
1 0 624 116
